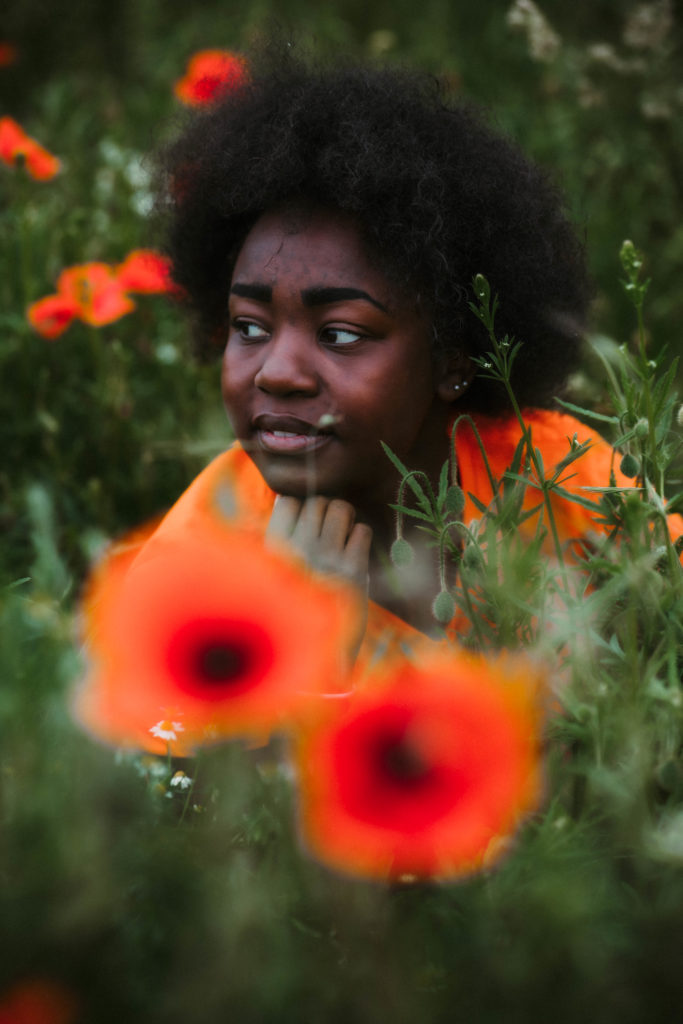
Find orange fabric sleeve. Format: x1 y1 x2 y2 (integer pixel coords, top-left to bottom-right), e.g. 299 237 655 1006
454 408 683 550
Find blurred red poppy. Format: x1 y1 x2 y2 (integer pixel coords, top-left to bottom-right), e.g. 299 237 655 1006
27 263 136 338
116 249 178 294
0 979 76 1024
295 649 544 881
26 294 80 341
73 518 361 754
0 116 60 181
57 263 136 326
174 49 248 106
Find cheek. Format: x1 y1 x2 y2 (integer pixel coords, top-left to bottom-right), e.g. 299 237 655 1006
220 350 248 420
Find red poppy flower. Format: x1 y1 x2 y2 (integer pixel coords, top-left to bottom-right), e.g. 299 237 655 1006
26 257 166 339
0 116 60 181
56 263 135 326
0 979 76 1024
116 249 177 295
26 293 80 340
173 49 248 106
73 518 361 754
295 649 544 881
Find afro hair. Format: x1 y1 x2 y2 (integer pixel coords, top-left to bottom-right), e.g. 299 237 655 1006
159 46 591 414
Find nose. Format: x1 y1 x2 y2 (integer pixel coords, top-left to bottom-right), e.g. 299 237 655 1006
254 329 319 396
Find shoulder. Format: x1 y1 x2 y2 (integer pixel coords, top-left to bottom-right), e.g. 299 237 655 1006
136 444 277 557
455 407 622 485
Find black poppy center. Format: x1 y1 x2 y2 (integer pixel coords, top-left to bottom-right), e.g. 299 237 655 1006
195 640 249 684
377 736 431 786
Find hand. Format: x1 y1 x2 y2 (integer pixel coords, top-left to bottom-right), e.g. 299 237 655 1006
265 495 372 594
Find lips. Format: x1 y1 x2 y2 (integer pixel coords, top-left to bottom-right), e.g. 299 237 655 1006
252 413 335 455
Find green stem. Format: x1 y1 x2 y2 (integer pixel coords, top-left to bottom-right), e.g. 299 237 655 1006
496 340 573 599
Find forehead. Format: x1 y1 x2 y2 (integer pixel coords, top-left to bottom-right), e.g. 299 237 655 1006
231 205 400 304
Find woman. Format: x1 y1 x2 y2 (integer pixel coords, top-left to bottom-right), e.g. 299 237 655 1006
150 48 627 643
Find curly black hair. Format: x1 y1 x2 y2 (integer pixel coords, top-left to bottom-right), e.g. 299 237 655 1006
159 46 590 414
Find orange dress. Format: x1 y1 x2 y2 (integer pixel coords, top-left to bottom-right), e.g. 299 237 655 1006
136 408 679 660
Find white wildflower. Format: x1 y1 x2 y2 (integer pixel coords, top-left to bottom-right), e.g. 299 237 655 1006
586 43 646 75
170 770 193 790
149 719 185 742
623 0 673 51
506 0 561 63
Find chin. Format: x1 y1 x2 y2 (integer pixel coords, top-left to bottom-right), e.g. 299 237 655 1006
258 463 327 499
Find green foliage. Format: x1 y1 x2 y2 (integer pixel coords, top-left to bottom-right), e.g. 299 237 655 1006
3 2 683 1020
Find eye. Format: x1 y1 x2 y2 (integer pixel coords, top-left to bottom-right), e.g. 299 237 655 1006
231 318 269 343
320 326 364 348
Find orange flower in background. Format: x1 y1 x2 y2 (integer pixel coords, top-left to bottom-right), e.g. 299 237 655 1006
115 249 176 294
73 518 361 755
56 263 135 326
0 42 18 67
295 649 544 881
28 251 178 339
0 979 77 1024
0 116 60 181
28 263 136 339
174 49 248 106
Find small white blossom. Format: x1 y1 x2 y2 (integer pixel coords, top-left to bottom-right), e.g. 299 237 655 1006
170 770 193 790
506 0 561 63
623 0 673 52
149 719 185 742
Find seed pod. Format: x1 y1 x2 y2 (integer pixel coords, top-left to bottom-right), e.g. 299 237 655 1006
432 589 455 624
619 452 640 478
390 538 414 567
445 485 465 517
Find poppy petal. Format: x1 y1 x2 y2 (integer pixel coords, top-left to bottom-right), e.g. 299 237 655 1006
56 263 135 325
116 249 176 294
0 116 60 181
295 649 544 881
173 49 248 106
73 518 361 752
27 294 79 340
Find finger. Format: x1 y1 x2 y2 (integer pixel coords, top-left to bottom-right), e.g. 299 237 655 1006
343 522 373 589
290 496 329 548
265 495 303 543
318 498 357 551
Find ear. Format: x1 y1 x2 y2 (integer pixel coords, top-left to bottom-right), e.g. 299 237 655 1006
434 350 476 402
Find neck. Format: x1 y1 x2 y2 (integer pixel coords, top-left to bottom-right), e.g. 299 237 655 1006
357 431 456 635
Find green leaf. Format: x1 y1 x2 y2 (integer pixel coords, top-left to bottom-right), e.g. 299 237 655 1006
554 399 620 425
437 459 450 510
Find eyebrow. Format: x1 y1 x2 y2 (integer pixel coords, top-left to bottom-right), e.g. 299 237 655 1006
301 286 388 313
230 281 388 313
230 282 273 302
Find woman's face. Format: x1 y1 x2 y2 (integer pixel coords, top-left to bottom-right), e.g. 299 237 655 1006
221 205 455 509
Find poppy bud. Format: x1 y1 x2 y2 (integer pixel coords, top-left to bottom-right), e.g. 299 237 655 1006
619 453 640 478
390 538 414 567
432 589 455 623
445 485 465 517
